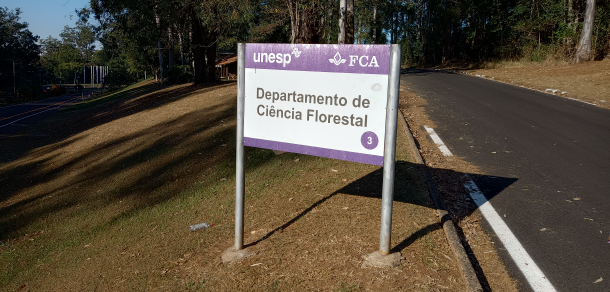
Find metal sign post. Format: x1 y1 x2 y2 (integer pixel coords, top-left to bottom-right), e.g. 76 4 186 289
379 44 401 255
222 43 252 263
235 43 246 251
226 43 402 266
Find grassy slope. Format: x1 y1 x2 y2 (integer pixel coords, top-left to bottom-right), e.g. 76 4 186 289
0 80 466 291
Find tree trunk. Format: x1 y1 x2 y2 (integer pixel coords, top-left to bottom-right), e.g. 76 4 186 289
206 38 217 82
573 0 597 63
155 13 164 79
565 0 575 47
178 29 184 65
338 0 346 44
287 0 322 44
191 9 207 84
372 5 377 43
346 0 354 44
168 28 174 69
327 7 333 44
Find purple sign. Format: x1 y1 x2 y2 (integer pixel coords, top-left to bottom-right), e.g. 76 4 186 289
360 131 379 150
245 44 391 75
244 137 384 166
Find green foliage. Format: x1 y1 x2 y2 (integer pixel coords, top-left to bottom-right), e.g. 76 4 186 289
363 0 610 65
103 56 138 88
40 21 98 84
166 65 193 84
0 7 40 91
16 85 41 101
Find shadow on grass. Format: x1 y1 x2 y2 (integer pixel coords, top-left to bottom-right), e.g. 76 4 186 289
0 81 240 240
243 160 516 291
0 81 236 199
246 162 517 250
0 78 511 290
0 81 236 163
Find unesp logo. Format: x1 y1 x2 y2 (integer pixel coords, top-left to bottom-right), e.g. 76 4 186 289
253 51 293 67
291 48 302 57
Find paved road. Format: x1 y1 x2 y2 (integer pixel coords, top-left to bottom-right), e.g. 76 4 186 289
0 94 84 137
401 70 610 292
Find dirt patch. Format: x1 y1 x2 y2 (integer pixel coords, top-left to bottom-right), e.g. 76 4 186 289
1 80 469 291
399 88 520 292
454 59 610 108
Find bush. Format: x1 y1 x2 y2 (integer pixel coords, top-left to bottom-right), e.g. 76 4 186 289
167 65 193 84
16 85 42 101
47 85 66 97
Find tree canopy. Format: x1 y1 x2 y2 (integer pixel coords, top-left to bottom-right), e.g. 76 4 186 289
0 7 40 93
3 0 608 93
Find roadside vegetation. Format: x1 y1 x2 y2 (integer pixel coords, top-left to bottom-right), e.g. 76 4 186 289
1 0 607 290
0 80 475 291
2 1 609 101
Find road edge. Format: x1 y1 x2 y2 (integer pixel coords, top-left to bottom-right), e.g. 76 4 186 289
398 109 483 292
445 69 606 109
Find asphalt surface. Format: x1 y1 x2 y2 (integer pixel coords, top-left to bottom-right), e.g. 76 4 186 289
400 70 609 292
0 94 84 137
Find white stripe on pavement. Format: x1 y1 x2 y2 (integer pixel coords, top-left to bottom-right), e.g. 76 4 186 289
423 126 453 156
464 179 557 292
423 125 556 292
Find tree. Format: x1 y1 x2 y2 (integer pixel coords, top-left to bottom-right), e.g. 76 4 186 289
286 0 326 44
0 7 40 93
573 0 597 63
39 22 98 84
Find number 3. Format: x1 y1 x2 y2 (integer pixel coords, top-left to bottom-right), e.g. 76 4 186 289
367 137 372 144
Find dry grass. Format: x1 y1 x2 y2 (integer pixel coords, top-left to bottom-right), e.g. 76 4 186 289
460 59 610 108
1 80 469 291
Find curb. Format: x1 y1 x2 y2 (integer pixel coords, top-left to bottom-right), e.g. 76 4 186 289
398 110 483 292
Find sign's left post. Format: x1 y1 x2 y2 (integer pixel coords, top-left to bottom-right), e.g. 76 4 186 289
235 43 246 250
222 43 253 263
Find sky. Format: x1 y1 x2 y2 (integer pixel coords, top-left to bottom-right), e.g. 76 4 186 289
0 0 92 41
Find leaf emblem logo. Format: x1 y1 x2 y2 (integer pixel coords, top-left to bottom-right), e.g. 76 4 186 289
329 52 346 65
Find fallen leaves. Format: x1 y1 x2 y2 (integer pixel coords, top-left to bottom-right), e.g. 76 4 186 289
593 277 603 284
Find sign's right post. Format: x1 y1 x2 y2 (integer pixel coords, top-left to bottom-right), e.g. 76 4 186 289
379 44 401 255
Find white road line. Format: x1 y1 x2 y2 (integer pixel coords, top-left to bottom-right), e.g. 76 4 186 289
0 102 68 128
423 125 556 292
423 126 453 156
464 179 557 292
